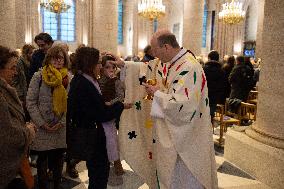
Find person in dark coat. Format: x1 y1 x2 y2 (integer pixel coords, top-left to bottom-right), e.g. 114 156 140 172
141 45 155 62
229 55 254 102
0 45 36 189
28 33 53 83
67 47 129 189
203 50 225 118
222 56 235 99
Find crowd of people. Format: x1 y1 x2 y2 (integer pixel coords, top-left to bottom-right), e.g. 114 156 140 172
0 30 261 189
203 50 260 119
0 32 132 189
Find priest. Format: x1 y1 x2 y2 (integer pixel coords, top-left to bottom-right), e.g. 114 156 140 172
143 29 218 189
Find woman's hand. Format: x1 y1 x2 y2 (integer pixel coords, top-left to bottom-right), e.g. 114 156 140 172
41 123 53 132
123 103 133 109
41 123 63 132
26 122 36 144
48 123 64 131
105 101 112 106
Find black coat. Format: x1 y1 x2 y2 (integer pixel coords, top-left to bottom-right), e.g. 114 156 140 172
141 54 155 62
229 64 254 101
203 60 226 105
67 74 124 157
222 63 234 99
28 50 45 84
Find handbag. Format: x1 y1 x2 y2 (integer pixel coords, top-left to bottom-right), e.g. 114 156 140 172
67 123 98 161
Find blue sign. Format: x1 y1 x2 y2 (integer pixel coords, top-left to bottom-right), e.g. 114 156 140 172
244 49 255 57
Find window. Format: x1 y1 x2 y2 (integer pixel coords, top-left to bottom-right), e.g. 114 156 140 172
202 2 208 48
154 19 158 32
118 0 123 44
41 1 76 42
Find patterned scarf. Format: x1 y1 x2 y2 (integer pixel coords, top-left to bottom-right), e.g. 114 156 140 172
42 64 68 116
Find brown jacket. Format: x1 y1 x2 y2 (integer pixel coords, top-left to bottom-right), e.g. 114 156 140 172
0 78 30 189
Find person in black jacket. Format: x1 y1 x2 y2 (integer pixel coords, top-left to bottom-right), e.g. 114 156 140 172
141 45 155 62
229 55 254 102
67 47 130 189
222 56 235 99
203 50 225 119
27 33 53 84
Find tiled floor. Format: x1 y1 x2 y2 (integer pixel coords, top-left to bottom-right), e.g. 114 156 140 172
32 127 271 189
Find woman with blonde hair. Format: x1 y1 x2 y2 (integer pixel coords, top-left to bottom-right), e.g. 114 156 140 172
26 46 70 189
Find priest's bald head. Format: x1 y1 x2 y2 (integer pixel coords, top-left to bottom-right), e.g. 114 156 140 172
150 29 181 63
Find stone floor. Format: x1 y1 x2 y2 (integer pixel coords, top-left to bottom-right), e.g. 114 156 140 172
32 127 271 189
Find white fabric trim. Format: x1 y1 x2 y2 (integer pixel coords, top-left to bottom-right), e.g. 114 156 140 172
150 90 165 119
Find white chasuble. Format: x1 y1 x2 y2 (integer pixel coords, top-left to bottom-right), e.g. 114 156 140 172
119 61 158 188
151 49 218 189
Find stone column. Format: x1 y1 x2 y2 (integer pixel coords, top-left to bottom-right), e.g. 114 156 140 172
182 0 204 55
245 0 284 149
224 1 284 188
31 0 41 45
254 0 265 58
15 0 27 48
93 0 118 54
0 0 16 49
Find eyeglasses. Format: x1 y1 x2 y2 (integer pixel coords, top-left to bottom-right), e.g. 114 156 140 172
52 55 64 61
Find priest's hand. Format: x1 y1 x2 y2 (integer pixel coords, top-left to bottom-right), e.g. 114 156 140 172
142 83 159 96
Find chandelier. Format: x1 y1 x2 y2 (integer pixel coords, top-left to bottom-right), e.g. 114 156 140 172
138 0 166 21
218 0 245 25
40 0 71 14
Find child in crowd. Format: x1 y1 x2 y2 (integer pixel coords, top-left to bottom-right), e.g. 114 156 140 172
98 55 131 175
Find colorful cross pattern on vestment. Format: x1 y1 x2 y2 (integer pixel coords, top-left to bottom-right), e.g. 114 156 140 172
148 152 153 160
135 101 142 110
145 119 153 129
128 131 137 139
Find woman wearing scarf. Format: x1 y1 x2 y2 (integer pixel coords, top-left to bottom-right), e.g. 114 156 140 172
26 46 70 189
0 45 36 189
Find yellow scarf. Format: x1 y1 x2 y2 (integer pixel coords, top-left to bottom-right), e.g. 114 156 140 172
42 64 68 116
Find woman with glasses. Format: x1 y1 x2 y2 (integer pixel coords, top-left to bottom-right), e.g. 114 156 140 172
26 46 71 189
0 45 36 189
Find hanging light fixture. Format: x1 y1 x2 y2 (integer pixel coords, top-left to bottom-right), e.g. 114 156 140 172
138 0 166 21
40 0 71 14
218 0 246 25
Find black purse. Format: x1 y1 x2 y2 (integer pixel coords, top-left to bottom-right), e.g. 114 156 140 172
67 122 98 161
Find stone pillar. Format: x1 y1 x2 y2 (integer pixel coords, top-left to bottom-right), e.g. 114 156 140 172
225 2 284 188
15 0 27 48
0 0 16 49
182 0 204 55
245 0 284 149
87 0 95 47
93 0 118 54
254 0 265 58
31 0 41 45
